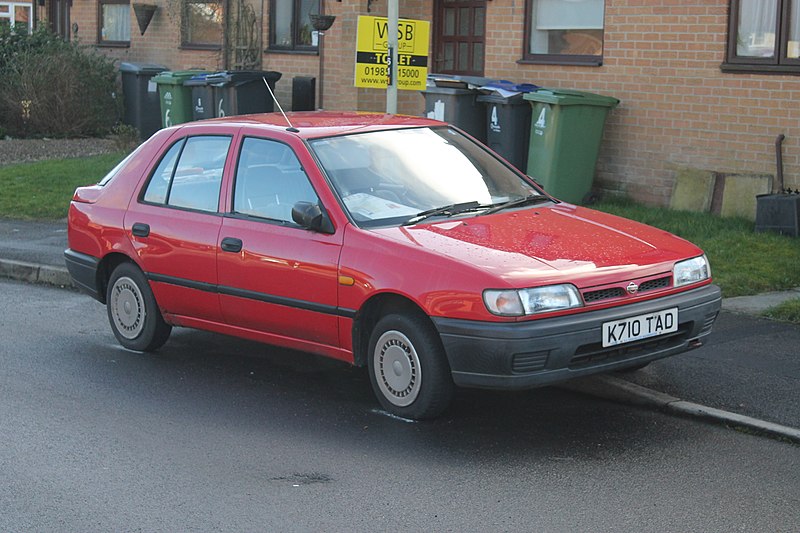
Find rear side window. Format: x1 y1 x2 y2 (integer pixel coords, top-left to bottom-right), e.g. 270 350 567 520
142 135 232 212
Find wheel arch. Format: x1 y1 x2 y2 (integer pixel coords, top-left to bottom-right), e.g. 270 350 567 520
96 252 139 304
351 292 436 368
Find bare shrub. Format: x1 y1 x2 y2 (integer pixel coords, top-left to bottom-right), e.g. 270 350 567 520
0 27 120 137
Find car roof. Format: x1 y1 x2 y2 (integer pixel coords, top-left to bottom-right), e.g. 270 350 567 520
185 111 447 139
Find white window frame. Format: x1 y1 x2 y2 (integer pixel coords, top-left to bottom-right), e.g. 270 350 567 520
0 1 33 33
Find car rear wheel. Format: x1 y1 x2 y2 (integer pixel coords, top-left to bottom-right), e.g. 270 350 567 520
368 312 454 420
106 262 171 352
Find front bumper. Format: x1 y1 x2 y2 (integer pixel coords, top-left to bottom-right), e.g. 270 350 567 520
432 284 721 390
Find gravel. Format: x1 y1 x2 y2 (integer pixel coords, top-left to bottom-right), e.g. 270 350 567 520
0 137 120 167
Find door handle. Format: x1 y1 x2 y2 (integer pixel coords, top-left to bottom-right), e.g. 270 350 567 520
220 237 243 253
131 223 150 238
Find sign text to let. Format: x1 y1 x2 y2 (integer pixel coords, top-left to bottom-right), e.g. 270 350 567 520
355 16 429 91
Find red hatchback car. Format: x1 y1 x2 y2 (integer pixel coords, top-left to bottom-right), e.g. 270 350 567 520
66 112 721 419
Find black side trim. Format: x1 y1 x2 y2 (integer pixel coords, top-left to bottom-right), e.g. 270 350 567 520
147 272 218 294
64 249 102 301
146 272 356 318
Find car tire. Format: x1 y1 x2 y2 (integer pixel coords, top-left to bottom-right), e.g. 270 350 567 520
106 262 171 352
367 312 454 420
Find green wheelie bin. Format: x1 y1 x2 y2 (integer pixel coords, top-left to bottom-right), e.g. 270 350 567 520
524 88 619 204
153 70 206 128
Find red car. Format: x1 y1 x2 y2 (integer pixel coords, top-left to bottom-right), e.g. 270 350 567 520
65 112 721 419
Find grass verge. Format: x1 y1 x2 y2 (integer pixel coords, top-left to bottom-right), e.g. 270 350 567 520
591 198 800 298
0 152 127 220
762 298 800 324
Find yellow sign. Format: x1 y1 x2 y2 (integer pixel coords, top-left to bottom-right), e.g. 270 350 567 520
355 15 430 91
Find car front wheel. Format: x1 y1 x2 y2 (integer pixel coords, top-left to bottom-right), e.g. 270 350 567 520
367 312 454 420
106 262 171 352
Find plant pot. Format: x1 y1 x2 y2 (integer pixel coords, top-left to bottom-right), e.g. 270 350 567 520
309 14 336 32
755 193 800 237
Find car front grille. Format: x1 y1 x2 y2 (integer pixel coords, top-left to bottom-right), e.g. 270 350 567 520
583 287 626 303
638 276 671 292
581 275 672 304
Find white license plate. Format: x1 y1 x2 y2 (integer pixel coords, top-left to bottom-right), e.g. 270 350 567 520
602 308 678 347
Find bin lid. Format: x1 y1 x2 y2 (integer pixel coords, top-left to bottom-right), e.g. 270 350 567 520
427 74 493 90
477 80 539 102
476 93 526 104
207 70 283 86
152 69 208 85
120 62 168 74
523 88 620 107
183 72 219 87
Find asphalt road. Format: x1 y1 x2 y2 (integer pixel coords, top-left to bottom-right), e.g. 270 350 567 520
2 279 798 532
620 312 800 429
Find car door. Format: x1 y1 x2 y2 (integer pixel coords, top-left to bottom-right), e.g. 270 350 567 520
124 132 234 323
216 135 343 352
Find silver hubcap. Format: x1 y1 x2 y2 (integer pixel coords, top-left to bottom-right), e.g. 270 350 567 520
110 276 145 340
373 330 421 407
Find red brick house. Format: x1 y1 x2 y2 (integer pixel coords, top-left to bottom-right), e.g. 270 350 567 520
24 0 800 213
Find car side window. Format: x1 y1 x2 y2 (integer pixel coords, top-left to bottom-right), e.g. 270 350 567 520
142 135 232 212
233 137 319 224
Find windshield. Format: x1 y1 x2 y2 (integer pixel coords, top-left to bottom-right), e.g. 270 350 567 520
309 126 543 227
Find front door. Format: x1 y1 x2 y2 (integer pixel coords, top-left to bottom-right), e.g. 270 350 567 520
216 136 342 352
432 0 486 76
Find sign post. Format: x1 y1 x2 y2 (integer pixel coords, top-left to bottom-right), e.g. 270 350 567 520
387 0 399 113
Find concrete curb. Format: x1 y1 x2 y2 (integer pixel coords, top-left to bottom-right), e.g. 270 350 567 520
722 288 800 315
0 258 73 288
562 375 800 445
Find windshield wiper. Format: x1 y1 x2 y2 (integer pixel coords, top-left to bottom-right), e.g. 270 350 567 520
403 201 487 226
483 194 549 215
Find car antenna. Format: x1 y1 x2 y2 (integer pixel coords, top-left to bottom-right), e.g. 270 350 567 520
262 77 299 133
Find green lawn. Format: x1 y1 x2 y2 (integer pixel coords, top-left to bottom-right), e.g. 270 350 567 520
0 152 127 220
762 298 800 324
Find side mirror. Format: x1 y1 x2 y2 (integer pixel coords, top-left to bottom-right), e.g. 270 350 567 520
292 202 335 234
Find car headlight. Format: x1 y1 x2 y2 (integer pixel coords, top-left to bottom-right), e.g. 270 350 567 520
484 284 583 316
674 254 710 288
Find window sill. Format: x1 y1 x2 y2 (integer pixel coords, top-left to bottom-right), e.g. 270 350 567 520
517 57 603 67
264 48 318 56
720 62 800 75
180 43 222 51
97 41 130 48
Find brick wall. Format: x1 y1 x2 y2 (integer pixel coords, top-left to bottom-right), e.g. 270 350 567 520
62 0 800 204
484 0 800 205
71 0 223 71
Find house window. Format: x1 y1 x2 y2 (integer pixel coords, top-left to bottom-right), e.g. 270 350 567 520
183 0 223 48
269 0 319 51
523 0 604 65
99 0 130 44
724 0 800 73
0 1 33 33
